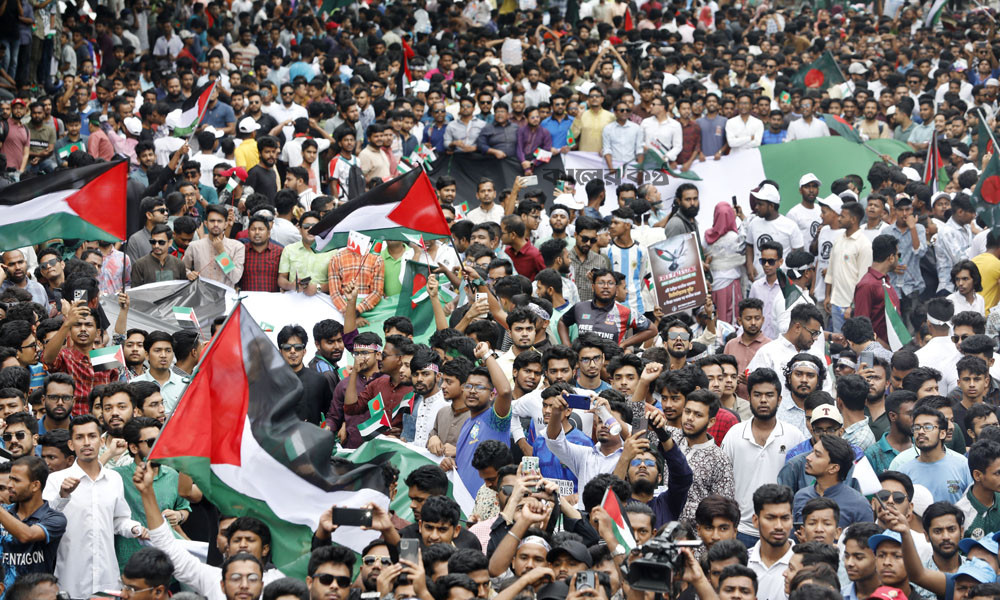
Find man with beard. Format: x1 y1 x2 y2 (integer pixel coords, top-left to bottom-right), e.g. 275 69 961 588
661 319 693 371
238 214 282 293
1 251 46 306
244 136 281 202
536 269 573 343
328 125 364 206
3 412 38 459
779 353 825 437
747 304 826 384
538 204 573 247
663 183 700 239
182 205 246 288
114 417 190 568
43 302 119 417
745 484 796 600
862 356 891 440
865 391 916 475
98 382 136 469
498 308 538 382
39 374 74 434
405 349 446 448
122 329 147 378
559 269 654 348
538 240 580 305
920 502 965 574
132 331 185 415
573 335 610 394
670 389 736 523
308 320 345 384
344 335 415 442
725 298 770 400
898 405 972 504
795 434 874 526
567 216 611 302
787 174 822 245
0 456 67 585
357 540 391 595
329 332 384 448
723 369 806 546
745 184 804 281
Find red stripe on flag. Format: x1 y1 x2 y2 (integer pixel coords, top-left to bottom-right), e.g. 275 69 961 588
65 160 129 241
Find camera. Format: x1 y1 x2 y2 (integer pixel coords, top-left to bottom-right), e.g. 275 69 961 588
626 522 703 594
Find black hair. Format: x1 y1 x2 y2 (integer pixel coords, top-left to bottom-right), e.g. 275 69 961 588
221 552 264 579
707 539 749 566
920 501 965 533
801 497 840 524
262 577 308 600
878 470 915 500
307 545 355 577
747 368 782 396
470 439 512 472
405 465 449 496
446 548 488 574
752 483 793 514
836 374 869 412
695 495 741 526
123 547 174 588
420 495 461 526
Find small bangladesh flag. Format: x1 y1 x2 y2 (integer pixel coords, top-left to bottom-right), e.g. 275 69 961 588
792 51 846 91
89 345 125 373
566 128 576 148
885 288 911 352
455 201 469 221
173 306 201 331
974 151 1000 206
601 488 636 553
216 251 235 274
533 148 553 163
259 322 274 332
56 141 85 161
358 393 393 439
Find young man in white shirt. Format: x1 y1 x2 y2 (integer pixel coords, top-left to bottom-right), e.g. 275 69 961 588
787 173 822 244
725 91 763 152
824 201 873 334
745 183 804 281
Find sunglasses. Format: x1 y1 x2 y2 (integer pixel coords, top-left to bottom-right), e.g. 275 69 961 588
153 207 168 214
151 239 169 246
578 235 597 244
139 437 157 446
875 490 907 504
39 258 60 268
2 431 27 442
667 331 690 341
759 258 778 266
615 108 630 112
314 574 351 588
362 555 392 567
630 458 656 468
280 343 306 351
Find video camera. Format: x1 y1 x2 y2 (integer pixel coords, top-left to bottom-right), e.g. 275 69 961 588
626 522 703 594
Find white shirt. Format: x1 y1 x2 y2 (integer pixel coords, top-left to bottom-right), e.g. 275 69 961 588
722 419 805 535
972 229 989 258
786 203 821 246
413 389 447 448
43 462 143 598
192 153 225 188
545 428 622 506
747 335 825 380
281 136 331 168
825 229 873 307
725 114 764 151
861 222 889 241
785 116 831 141
936 218 974 293
814 226 844 302
271 218 301 247
748 540 795 600
466 203 506 225
948 291 986 316
915 335 961 396
746 215 805 277
522 81 551 107
640 115 683 161
750 277 784 340
264 102 309 143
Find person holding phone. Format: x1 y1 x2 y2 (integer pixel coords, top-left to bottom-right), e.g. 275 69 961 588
42 299 119 417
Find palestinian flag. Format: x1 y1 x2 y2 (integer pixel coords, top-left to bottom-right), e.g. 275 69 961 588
90 345 125 373
601 488 636 552
148 304 390 575
56 141 86 161
923 135 947 193
172 81 217 138
172 306 200 331
0 160 127 251
358 393 393 439
792 51 846 91
885 288 911 351
822 114 863 144
309 167 451 252
640 142 702 181
924 0 947 28
396 261 436 338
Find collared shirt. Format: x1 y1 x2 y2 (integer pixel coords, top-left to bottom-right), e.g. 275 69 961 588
776 398 808 438
112 462 190 567
131 253 186 287
328 371 381 449
937 218 974 292
724 334 772 399
747 336 823 386
561 299 651 345
444 117 486 149
865 433 907 475
181 237 246 288
98 250 131 296
724 114 764 151
722 419 805 535
785 116 831 141
1 278 47 307
569 249 612 302
601 120 644 163
826 229 873 307
422 122 448 154
429 402 471 446
640 116 683 161
747 540 794 600
542 114 574 148
516 124 553 164
43 462 142 598
678 120 701 163
239 241 283 292
793 482 874 527
404 388 447 448
505 242 546 280
47 346 119 416
546 429 622 507
844 417 877 451
956 485 1000 539
853 267 901 344
570 108 615 153
327 248 385 314
673 431 736 524
132 369 188 415
476 120 519 156
750 277 784 340
279 242 335 285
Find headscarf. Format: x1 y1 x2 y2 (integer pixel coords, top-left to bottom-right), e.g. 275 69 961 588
705 202 738 245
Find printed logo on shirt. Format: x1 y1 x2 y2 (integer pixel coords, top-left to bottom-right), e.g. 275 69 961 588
971 527 986 540
821 241 833 261
756 234 774 251
948 480 962 495
470 422 481 441
810 221 821 238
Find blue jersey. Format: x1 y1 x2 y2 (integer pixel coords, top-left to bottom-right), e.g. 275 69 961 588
456 405 511 496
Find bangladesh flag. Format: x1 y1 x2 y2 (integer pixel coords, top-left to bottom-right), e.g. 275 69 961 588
0 160 127 250
977 109 995 160
148 304 391 575
792 51 846 91
171 81 217 138
974 151 1000 206
885 288 911 351
56 141 85 161
601 488 637 552
639 142 702 180
309 168 451 252
822 114 863 144
358 393 393 439
396 260 435 338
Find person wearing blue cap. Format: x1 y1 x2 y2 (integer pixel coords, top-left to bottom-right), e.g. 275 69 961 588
867 528 932 600
952 558 998 600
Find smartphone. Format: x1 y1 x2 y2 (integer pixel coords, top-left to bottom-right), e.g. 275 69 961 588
859 350 875 369
522 175 538 187
636 413 648 433
299 276 312 287
565 394 591 410
520 455 540 475
329 507 373 528
475 292 487 304
73 289 86 302
399 537 419 565
731 195 738 209
575 571 596 591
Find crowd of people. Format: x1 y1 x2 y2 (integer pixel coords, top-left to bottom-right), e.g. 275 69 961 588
6 0 1000 600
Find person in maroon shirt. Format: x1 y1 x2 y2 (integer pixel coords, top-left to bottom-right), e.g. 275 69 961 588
853 234 900 345
344 334 415 437
501 214 545 280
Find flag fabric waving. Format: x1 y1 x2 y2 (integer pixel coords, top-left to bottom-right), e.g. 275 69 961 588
148 303 390 574
601 488 637 552
396 261 436 338
792 52 846 91
885 288 911 352
822 114 864 144
0 159 127 251
923 135 947 193
172 81 217 137
309 167 451 252
358 394 393 439
973 151 1000 227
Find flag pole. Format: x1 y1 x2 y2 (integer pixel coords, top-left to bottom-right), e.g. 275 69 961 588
120 238 128 292
185 80 219 148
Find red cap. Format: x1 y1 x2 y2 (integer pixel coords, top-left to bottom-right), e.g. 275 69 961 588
868 587 906 600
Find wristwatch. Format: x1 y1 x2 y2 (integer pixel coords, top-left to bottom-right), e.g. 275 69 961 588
612 544 627 558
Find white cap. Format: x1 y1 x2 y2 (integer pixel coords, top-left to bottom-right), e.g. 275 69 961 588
817 194 843 215
179 29 195 39
555 192 586 211
798 172 821 187
165 109 183 130
238 116 262 134
848 62 867 75
410 80 430 93
750 183 780 205
203 125 224 138
900 167 920 182
911 484 933 517
575 80 596 95
932 191 954 204
123 116 142 136
986 78 1000 87
886 105 897 116
839 190 859 202
810 404 843 426
957 162 980 178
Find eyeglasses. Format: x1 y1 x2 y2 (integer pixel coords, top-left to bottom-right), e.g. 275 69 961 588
139 437 157 447
615 108 630 113
759 258 778 266
811 425 839 435
279 343 306 351
579 356 602 365
463 384 491 392
2 431 27 442
594 280 616 287
39 258 60 269
667 331 690 341
912 423 938 433
630 458 656 468
578 235 597 244
19 340 38 350
46 394 73 403
150 239 169 246
362 555 392 566
952 333 972 342
353 350 374 357
121 583 156 595
226 573 262 583
314 574 351 588
875 490 907 504
803 326 822 339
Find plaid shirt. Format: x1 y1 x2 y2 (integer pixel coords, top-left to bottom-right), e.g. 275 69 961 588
677 120 701 164
707 407 738 448
328 249 385 314
239 241 283 292
47 345 120 416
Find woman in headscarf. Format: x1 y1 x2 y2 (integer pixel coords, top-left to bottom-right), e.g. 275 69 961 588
704 201 744 324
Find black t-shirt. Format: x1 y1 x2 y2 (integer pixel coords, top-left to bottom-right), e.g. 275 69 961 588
245 164 278 201
296 367 331 426
0 501 67 579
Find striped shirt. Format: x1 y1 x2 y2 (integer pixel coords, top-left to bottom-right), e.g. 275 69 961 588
604 242 648 317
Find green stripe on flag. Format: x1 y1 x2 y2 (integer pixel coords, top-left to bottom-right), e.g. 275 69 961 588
885 289 911 351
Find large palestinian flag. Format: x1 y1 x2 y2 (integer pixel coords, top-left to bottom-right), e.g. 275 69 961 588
0 160 127 251
172 81 217 137
148 303 390 574
310 167 451 252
